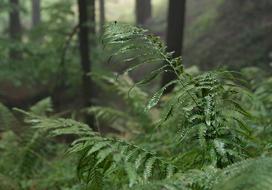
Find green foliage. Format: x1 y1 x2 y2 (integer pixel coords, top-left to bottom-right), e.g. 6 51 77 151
214 157 272 190
0 98 82 190
30 97 53 116
14 98 54 178
19 113 176 189
103 23 254 168
1 23 272 190
0 0 82 91
90 73 152 132
240 67 272 155
0 103 18 131
103 22 178 83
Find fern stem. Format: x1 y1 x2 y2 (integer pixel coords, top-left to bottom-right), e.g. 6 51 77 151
160 52 199 106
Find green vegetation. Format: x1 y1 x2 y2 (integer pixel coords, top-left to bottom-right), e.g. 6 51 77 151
1 22 272 190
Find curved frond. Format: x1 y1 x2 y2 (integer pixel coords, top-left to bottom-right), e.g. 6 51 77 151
214 157 272 190
22 113 178 188
0 103 18 131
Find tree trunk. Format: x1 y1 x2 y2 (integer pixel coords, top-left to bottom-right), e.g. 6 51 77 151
31 0 41 27
135 0 152 26
161 0 186 94
99 0 105 34
9 0 22 61
89 0 96 36
77 0 95 128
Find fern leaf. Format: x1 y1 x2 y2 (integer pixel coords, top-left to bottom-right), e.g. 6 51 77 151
214 157 272 190
30 97 53 116
143 157 157 180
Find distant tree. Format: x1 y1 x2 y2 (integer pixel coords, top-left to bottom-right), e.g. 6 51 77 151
135 0 152 25
99 0 105 34
89 0 96 36
9 0 22 61
31 0 41 27
161 0 186 94
77 0 96 127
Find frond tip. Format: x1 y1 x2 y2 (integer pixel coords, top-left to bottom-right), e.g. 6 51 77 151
103 22 178 85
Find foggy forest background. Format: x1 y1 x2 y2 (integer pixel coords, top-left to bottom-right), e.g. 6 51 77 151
0 0 272 190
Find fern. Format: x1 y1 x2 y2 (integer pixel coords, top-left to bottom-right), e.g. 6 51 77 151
12 98 54 179
214 157 272 190
91 73 153 132
20 112 178 189
87 106 129 124
92 73 148 107
171 71 253 168
103 22 185 97
0 103 18 131
103 22 254 168
86 106 140 134
131 180 189 190
1 22 271 190
30 97 53 116
239 69 272 155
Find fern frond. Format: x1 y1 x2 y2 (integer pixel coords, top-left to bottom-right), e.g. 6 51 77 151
160 70 253 168
214 157 272 190
92 73 153 131
103 23 254 168
10 98 54 178
70 135 178 184
15 129 48 178
22 113 178 188
30 97 53 116
132 179 189 190
132 167 218 190
86 106 130 123
0 103 18 131
103 22 180 86
93 73 148 109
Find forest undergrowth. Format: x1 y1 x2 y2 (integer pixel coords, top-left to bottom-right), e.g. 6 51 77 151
1 23 272 190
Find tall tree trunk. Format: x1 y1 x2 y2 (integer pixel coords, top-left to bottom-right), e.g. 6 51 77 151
77 0 95 128
89 0 96 36
31 0 41 27
135 0 152 26
9 0 22 61
161 0 186 94
99 0 105 34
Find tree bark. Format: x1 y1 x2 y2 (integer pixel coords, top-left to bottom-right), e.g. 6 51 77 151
89 0 96 36
77 0 95 127
99 0 105 34
31 0 41 27
9 0 22 61
135 0 152 26
161 0 186 94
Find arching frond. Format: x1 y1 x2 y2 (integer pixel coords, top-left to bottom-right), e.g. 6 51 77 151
103 22 182 86
86 106 130 124
0 103 18 131
103 23 254 168
214 157 272 190
30 97 53 116
92 73 153 131
21 112 178 189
